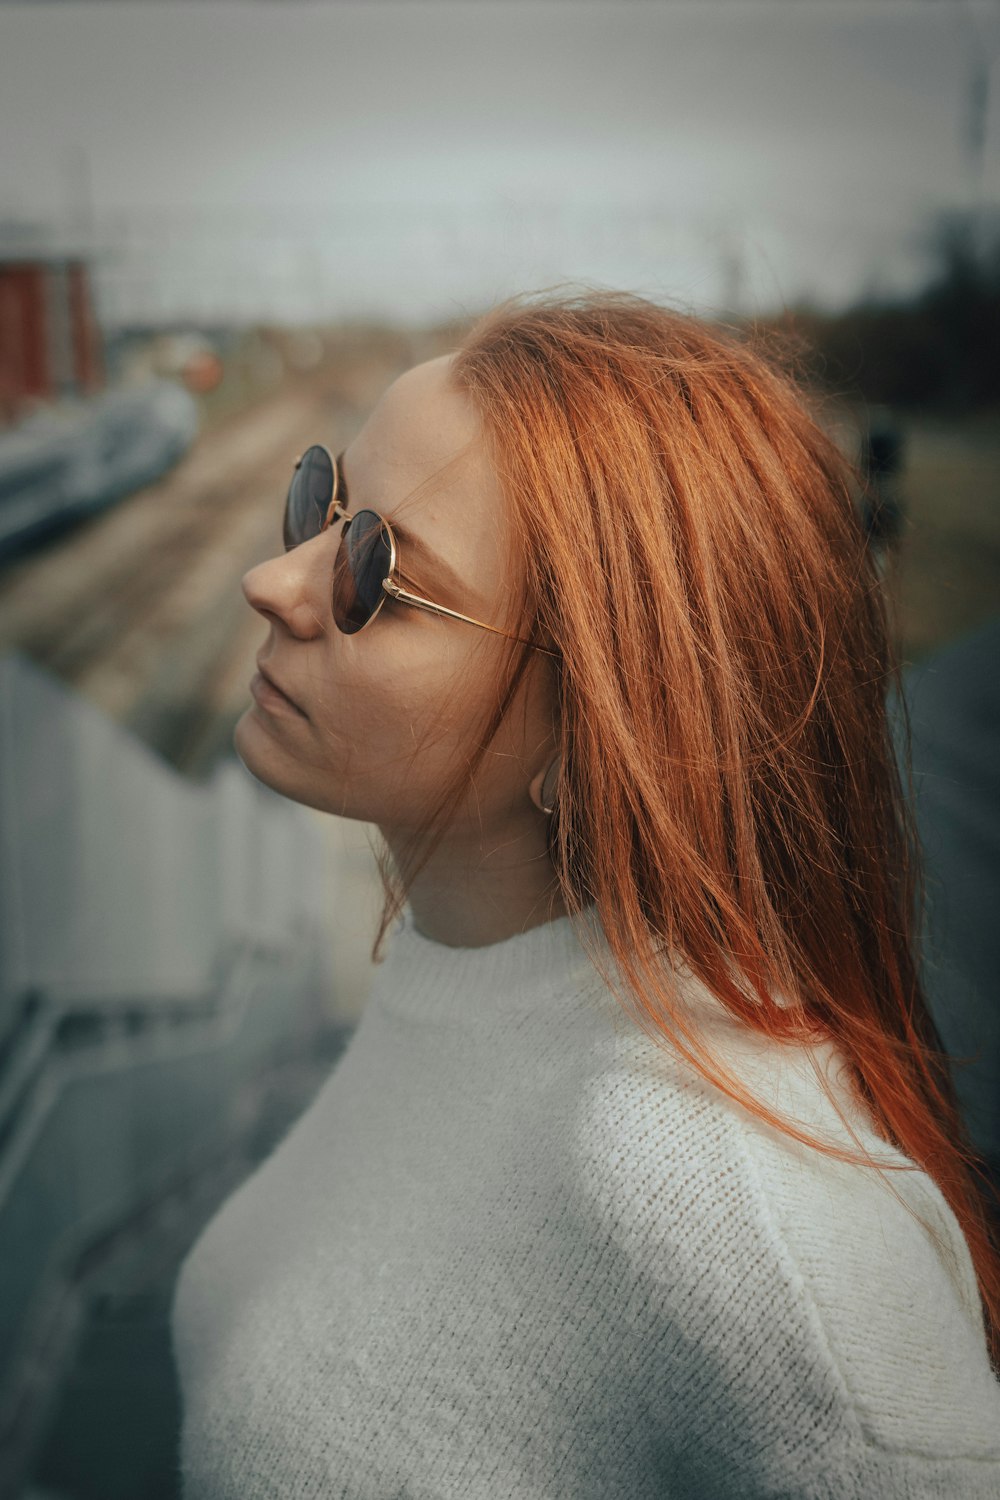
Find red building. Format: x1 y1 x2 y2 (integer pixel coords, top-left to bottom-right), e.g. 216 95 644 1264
0 239 105 424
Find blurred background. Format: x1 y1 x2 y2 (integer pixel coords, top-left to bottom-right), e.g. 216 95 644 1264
0 1 998 1496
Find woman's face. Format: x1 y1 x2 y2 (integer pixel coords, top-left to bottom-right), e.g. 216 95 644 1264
235 354 558 848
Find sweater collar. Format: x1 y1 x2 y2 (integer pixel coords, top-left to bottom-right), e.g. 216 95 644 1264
370 901 617 1024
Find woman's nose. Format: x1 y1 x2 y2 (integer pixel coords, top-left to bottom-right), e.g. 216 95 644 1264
241 541 329 639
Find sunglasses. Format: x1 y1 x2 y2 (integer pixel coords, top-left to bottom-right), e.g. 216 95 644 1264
284 444 561 658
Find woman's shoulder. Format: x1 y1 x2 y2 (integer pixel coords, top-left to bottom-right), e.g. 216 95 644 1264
565 1003 1000 1465
729 1051 1000 1459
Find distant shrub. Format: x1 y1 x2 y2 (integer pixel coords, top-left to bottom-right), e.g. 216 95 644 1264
760 212 1000 415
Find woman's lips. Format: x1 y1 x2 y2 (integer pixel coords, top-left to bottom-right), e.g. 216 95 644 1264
250 666 307 718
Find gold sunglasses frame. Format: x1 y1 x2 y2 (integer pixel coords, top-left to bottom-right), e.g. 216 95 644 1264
288 446 562 660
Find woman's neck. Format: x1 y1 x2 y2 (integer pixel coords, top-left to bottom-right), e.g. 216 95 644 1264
380 821 568 949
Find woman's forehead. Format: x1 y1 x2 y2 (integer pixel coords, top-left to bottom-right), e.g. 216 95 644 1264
347 356 510 611
366 355 479 481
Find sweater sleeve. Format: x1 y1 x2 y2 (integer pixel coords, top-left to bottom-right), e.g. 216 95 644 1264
567 1041 1000 1500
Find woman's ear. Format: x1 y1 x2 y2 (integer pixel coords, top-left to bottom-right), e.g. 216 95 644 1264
529 755 561 815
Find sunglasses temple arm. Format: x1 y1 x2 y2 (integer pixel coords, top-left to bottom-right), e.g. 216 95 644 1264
382 580 560 659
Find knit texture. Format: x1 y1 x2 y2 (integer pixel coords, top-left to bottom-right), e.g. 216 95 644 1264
171 904 1000 1498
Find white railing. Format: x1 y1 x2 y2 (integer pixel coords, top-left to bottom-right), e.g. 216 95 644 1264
0 650 340 1495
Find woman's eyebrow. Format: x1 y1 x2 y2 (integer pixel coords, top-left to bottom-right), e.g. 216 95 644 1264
337 450 468 603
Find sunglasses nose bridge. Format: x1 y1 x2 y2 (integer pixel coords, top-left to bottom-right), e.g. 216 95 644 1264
322 497 348 533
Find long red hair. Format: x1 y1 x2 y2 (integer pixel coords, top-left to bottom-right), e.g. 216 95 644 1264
369 288 1000 1370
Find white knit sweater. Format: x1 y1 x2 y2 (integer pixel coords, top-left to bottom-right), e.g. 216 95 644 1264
171 904 1000 1498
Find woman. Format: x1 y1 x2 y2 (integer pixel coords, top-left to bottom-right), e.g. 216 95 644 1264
171 290 1000 1498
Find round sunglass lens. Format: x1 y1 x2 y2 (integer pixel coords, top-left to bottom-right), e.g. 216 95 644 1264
333 509 393 634
284 446 333 549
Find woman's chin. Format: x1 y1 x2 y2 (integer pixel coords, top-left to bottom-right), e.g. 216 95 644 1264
232 710 330 813
233 708 282 784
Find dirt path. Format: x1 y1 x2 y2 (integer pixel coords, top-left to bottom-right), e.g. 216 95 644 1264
0 331 451 776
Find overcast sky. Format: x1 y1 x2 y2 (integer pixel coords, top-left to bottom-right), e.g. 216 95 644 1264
1 0 998 325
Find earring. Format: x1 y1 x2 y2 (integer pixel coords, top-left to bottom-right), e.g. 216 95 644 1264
529 755 561 816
